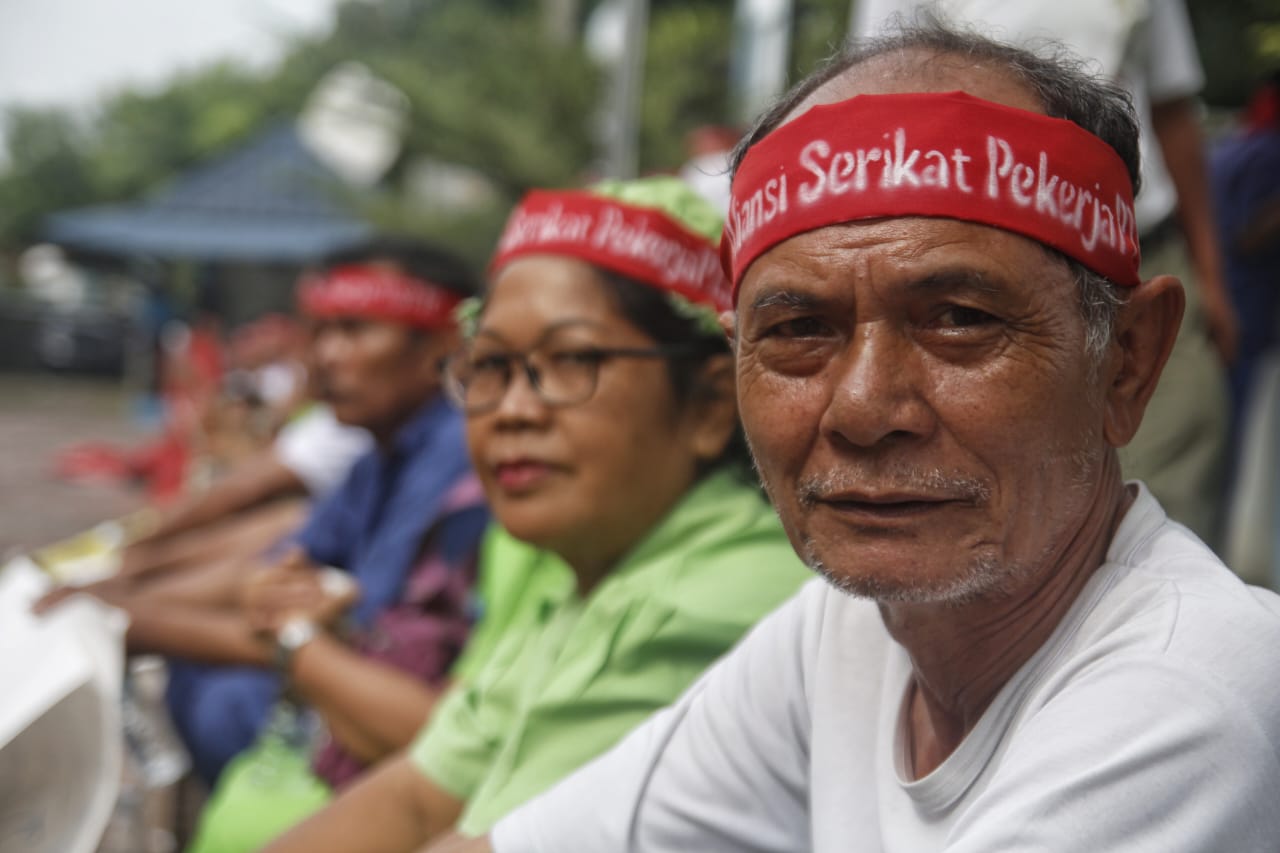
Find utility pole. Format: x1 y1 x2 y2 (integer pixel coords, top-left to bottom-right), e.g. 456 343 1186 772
599 0 650 179
732 0 794 125
542 0 580 45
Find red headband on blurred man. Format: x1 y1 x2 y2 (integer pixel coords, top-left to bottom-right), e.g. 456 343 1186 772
722 91 1141 299
298 265 462 330
490 190 733 313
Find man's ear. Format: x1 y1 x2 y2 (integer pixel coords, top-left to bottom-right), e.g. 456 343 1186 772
718 310 737 347
1103 274 1184 447
688 353 740 462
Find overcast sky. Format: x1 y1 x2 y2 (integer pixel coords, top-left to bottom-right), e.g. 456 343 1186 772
0 0 346 113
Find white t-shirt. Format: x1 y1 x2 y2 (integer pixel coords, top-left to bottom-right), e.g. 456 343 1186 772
272 404 372 497
852 0 1205 231
492 484 1280 851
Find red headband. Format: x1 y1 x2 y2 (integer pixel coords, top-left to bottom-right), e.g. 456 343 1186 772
297 265 462 330
491 190 733 313
723 91 1141 297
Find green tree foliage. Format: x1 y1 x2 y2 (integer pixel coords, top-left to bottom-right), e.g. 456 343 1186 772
90 63 286 199
4 0 1271 259
639 3 734 172
0 0 604 258
371 1 599 194
0 109 95 243
1187 0 1280 106
792 0 851 80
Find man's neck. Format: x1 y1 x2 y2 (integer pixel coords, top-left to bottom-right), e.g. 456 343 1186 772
882 461 1134 779
369 395 436 451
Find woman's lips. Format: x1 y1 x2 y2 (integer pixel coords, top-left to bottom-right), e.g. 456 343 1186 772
492 460 557 492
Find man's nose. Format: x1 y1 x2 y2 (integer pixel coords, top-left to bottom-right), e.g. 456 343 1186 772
819 324 933 449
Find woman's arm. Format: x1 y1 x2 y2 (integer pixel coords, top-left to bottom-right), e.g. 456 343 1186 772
287 631 446 763
421 832 493 853
264 753 465 853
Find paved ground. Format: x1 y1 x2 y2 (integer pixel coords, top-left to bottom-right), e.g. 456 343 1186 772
0 372 150 555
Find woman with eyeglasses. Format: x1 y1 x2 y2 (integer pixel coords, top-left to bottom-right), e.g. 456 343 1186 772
259 176 810 853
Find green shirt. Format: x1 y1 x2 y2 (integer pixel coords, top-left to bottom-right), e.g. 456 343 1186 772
410 469 811 835
449 524 575 684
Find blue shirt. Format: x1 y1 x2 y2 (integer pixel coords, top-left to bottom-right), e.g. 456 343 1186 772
296 395 481 626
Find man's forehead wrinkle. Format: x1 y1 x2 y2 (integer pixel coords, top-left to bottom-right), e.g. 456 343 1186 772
905 268 1003 297
750 290 825 312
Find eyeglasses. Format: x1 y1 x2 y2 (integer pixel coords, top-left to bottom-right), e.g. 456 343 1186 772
444 340 695 415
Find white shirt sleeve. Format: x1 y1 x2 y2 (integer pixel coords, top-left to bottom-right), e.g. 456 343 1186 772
491 580 826 853
1141 0 1204 105
942 654 1280 852
851 0 915 38
272 405 372 497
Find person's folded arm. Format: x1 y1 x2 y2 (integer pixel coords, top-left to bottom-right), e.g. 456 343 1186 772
123 601 273 665
124 450 304 567
263 753 464 853
420 831 493 852
120 495 305 580
287 632 447 763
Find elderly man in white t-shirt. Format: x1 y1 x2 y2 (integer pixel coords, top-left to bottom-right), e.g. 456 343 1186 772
422 24 1280 853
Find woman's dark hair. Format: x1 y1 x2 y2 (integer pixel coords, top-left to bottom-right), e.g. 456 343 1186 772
596 270 753 479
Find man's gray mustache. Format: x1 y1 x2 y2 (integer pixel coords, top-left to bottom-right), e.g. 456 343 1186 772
797 466 992 507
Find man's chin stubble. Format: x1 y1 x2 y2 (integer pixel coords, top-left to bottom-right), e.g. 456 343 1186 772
800 538 1026 608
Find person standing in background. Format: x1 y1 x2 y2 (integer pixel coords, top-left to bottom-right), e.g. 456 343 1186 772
1211 70 1280 458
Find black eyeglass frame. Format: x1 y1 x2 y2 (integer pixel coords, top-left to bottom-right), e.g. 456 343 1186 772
443 343 699 415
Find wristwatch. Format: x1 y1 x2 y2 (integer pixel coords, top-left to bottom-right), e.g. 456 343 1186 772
274 617 319 675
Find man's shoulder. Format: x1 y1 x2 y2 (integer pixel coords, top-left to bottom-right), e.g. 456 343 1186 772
1106 501 1280 634
1054 512 1280 721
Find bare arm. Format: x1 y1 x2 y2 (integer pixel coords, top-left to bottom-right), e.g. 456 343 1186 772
119 497 305 580
124 449 304 565
241 561 447 762
123 600 274 665
264 753 465 853
288 633 446 763
421 833 493 853
1152 96 1239 362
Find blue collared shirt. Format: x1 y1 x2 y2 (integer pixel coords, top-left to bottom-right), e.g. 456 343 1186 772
296 395 481 626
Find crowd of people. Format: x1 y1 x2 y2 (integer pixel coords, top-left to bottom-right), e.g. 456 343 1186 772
29 9 1280 853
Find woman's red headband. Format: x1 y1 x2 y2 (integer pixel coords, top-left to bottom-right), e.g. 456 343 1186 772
490 190 733 313
723 91 1141 299
297 265 462 330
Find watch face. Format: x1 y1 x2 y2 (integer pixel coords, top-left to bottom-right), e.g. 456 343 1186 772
279 619 317 649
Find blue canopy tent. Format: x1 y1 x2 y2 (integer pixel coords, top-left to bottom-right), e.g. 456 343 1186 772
32 123 374 372
45 123 371 263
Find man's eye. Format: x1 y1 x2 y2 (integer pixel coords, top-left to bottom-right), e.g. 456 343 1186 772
937 305 998 328
766 317 830 338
